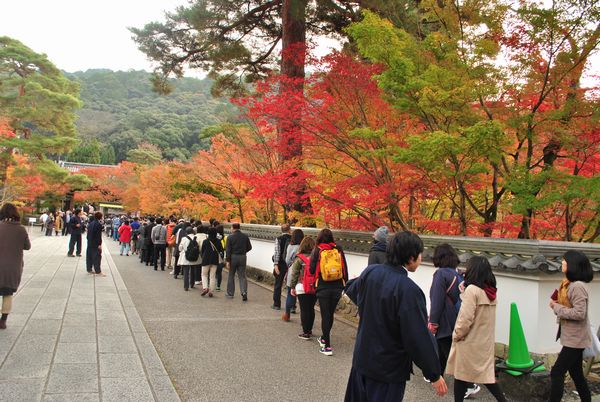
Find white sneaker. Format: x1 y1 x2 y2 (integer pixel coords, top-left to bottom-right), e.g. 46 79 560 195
169 270 174 275
464 384 481 399
423 376 431 383
195 281 201 285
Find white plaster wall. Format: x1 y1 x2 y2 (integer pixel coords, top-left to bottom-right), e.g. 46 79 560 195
245 238 600 354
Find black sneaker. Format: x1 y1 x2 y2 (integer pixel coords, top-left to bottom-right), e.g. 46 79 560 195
242 294 248 302
271 305 281 310
291 308 297 314
298 333 311 340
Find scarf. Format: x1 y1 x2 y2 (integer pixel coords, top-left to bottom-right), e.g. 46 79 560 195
557 279 572 308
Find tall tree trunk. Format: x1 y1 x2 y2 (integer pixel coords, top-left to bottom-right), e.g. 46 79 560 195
236 196 244 223
280 0 311 214
459 192 467 236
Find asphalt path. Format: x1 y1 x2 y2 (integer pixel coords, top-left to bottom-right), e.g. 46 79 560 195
106 238 499 402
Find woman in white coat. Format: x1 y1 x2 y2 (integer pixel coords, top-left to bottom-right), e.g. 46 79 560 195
178 227 201 291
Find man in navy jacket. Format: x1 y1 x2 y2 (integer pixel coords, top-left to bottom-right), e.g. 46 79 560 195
86 212 104 275
344 231 448 401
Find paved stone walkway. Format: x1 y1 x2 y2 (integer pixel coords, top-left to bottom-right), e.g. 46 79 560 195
0 232 179 401
2 231 597 401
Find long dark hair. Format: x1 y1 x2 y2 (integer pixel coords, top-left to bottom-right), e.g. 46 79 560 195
316 228 334 245
464 256 496 289
0 203 20 221
563 250 594 283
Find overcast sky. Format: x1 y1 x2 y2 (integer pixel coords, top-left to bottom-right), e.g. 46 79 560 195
1 1 597 86
1 0 190 74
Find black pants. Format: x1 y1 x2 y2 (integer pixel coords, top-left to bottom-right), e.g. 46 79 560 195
550 346 591 402
345 367 406 402
143 243 154 264
454 379 506 402
216 262 224 287
437 336 452 375
298 293 317 334
68 234 82 256
182 266 196 289
273 262 288 307
86 247 102 273
317 288 342 348
153 244 166 270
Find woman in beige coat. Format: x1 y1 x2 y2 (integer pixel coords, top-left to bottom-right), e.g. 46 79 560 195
446 256 506 402
549 250 594 402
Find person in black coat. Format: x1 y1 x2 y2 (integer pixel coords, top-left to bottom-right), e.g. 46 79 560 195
86 212 104 275
368 226 388 265
67 209 82 257
142 217 155 265
428 243 463 376
344 231 448 401
200 227 223 297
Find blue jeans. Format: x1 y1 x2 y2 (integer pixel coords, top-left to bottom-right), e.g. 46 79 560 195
285 287 297 315
120 242 130 255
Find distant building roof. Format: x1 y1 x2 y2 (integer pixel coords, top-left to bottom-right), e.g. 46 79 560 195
58 160 117 173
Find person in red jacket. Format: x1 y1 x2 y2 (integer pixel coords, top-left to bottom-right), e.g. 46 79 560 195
118 220 133 256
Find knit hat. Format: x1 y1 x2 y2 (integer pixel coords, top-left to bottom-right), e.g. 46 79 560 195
373 226 389 243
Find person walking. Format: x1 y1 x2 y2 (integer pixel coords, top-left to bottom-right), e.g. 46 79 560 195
272 223 292 310
0 203 31 329
39 211 48 232
151 218 168 271
446 256 507 402
165 218 177 271
549 250 594 402
45 213 55 236
178 227 200 291
225 223 252 301
118 219 132 256
112 215 121 241
344 231 447 401
130 217 141 254
282 228 304 321
200 227 223 297
143 217 156 266
289 236 317 339
62 210 70 236
428 244 480 398
67 209 83 257
172 220 189 279
86 211 105 276
54 212 63 236
308 228 349 356
215 224 227 291
368 226 388 265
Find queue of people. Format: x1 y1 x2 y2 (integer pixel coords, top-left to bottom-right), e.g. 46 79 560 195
2 204 596 402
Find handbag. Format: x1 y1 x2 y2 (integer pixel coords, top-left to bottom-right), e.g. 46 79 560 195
209 240 224 264
583 324 600 359
294 282 305 295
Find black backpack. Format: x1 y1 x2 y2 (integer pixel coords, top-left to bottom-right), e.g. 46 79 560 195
185 236 200 261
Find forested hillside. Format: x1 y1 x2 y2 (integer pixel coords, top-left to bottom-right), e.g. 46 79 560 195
65 70 238 164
